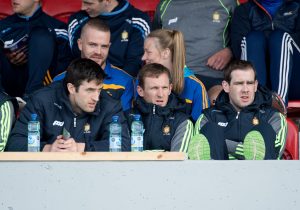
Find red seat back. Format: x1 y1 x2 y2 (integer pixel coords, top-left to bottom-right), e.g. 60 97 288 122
129 0 160 21
0 0 13 20
42 0 81 23
283 118 299 160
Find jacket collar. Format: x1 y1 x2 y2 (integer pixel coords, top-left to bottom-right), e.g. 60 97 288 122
17 6 43 21
215 85 273 113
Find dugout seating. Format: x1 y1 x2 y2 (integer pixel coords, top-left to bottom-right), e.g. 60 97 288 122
283 118 299 160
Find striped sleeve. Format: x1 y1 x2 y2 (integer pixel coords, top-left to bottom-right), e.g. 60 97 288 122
0 101 15 152
194 114 209 135
268 112 287 158
170 120 193 153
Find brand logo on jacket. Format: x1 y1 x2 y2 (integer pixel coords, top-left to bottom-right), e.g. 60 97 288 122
218 122 228 127
53 120 64 126
162 125 171 135
283 11 293 16
168 17 178 25
212 11 220 23
121 30 129 42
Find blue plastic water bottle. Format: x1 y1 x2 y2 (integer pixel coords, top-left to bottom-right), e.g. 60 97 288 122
28 113 40 152
131 114 144 152
109 116 122 152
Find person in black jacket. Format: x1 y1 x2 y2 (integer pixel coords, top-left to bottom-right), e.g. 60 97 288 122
189 60 287 160
0 0 72 98
231 0 300 104
127 63 193 152
68 0 151 77
6 58 130 152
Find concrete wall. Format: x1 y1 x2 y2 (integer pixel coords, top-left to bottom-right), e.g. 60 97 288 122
0 160 299 210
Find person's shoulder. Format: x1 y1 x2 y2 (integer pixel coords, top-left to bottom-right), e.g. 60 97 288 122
185 76 206 91
128 3 151 22
100 90 123 110
29 82 63 102
0 14 17 26
68 10 88 24
110 65 134 80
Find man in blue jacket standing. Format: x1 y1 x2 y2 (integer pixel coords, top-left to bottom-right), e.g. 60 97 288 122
6 58 131 152
0 0 72 98
68 0 151 76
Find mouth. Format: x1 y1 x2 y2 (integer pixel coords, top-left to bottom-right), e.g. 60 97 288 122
241 96 249 102
155 100 165 106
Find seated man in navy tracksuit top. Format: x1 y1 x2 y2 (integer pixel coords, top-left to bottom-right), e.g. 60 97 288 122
54 18 134 111
6 58 130 152
0 0 72 98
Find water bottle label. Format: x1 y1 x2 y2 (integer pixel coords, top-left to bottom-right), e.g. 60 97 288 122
131 135 143 148
110 135 121 150
28 134 40 146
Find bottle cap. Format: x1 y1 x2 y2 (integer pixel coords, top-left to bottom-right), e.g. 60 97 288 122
134 114 141 121
31 113 38 121
112 115 119 122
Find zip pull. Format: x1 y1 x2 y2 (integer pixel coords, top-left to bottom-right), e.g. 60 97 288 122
236 112 240 119
152 105 156 115
74 117 77 127
272 21 274 30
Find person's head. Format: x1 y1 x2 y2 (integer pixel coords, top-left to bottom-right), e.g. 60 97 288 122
81 0 118 17
78 18 111 69
142 29 185 94
137 63 172 107
64 58 106 114
222 60 258 111
11 0 40 16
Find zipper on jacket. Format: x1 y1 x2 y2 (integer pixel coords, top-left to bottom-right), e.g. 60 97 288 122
153 105 156 115
236 112 240 119
74 117 77 128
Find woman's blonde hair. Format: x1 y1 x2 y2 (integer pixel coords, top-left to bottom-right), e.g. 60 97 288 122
147 29 185 94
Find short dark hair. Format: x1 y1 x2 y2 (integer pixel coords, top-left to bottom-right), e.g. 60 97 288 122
138 63 172 89
64 58 106 92
224 60 257 83
81 18 110 38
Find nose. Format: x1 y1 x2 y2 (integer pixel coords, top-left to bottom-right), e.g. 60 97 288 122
242 84 249 92
157 88 163 97
92 91 100 102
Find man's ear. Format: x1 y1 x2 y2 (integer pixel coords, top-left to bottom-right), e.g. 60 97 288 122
77 38 82 51
169 83 173 95
254 79 258 92
137 85 144 97
67 83 76 95
222 80 230 93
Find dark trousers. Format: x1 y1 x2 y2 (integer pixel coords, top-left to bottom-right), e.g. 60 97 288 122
241 30 300 103
0 27 55 97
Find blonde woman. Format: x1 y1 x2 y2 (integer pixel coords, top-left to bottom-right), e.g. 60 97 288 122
142 29 209 121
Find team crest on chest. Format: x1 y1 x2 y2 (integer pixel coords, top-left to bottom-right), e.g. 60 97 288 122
252 117 259 125
84 123 91 134
212 11 220 23
162 125 171 135
121 30 129 42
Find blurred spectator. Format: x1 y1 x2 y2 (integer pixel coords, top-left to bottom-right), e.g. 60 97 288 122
231 0 300 103
0 0 72 98
68 0 151 77
153 0 237 103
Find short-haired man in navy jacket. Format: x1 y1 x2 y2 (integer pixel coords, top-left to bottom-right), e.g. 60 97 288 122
6 58 130 152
